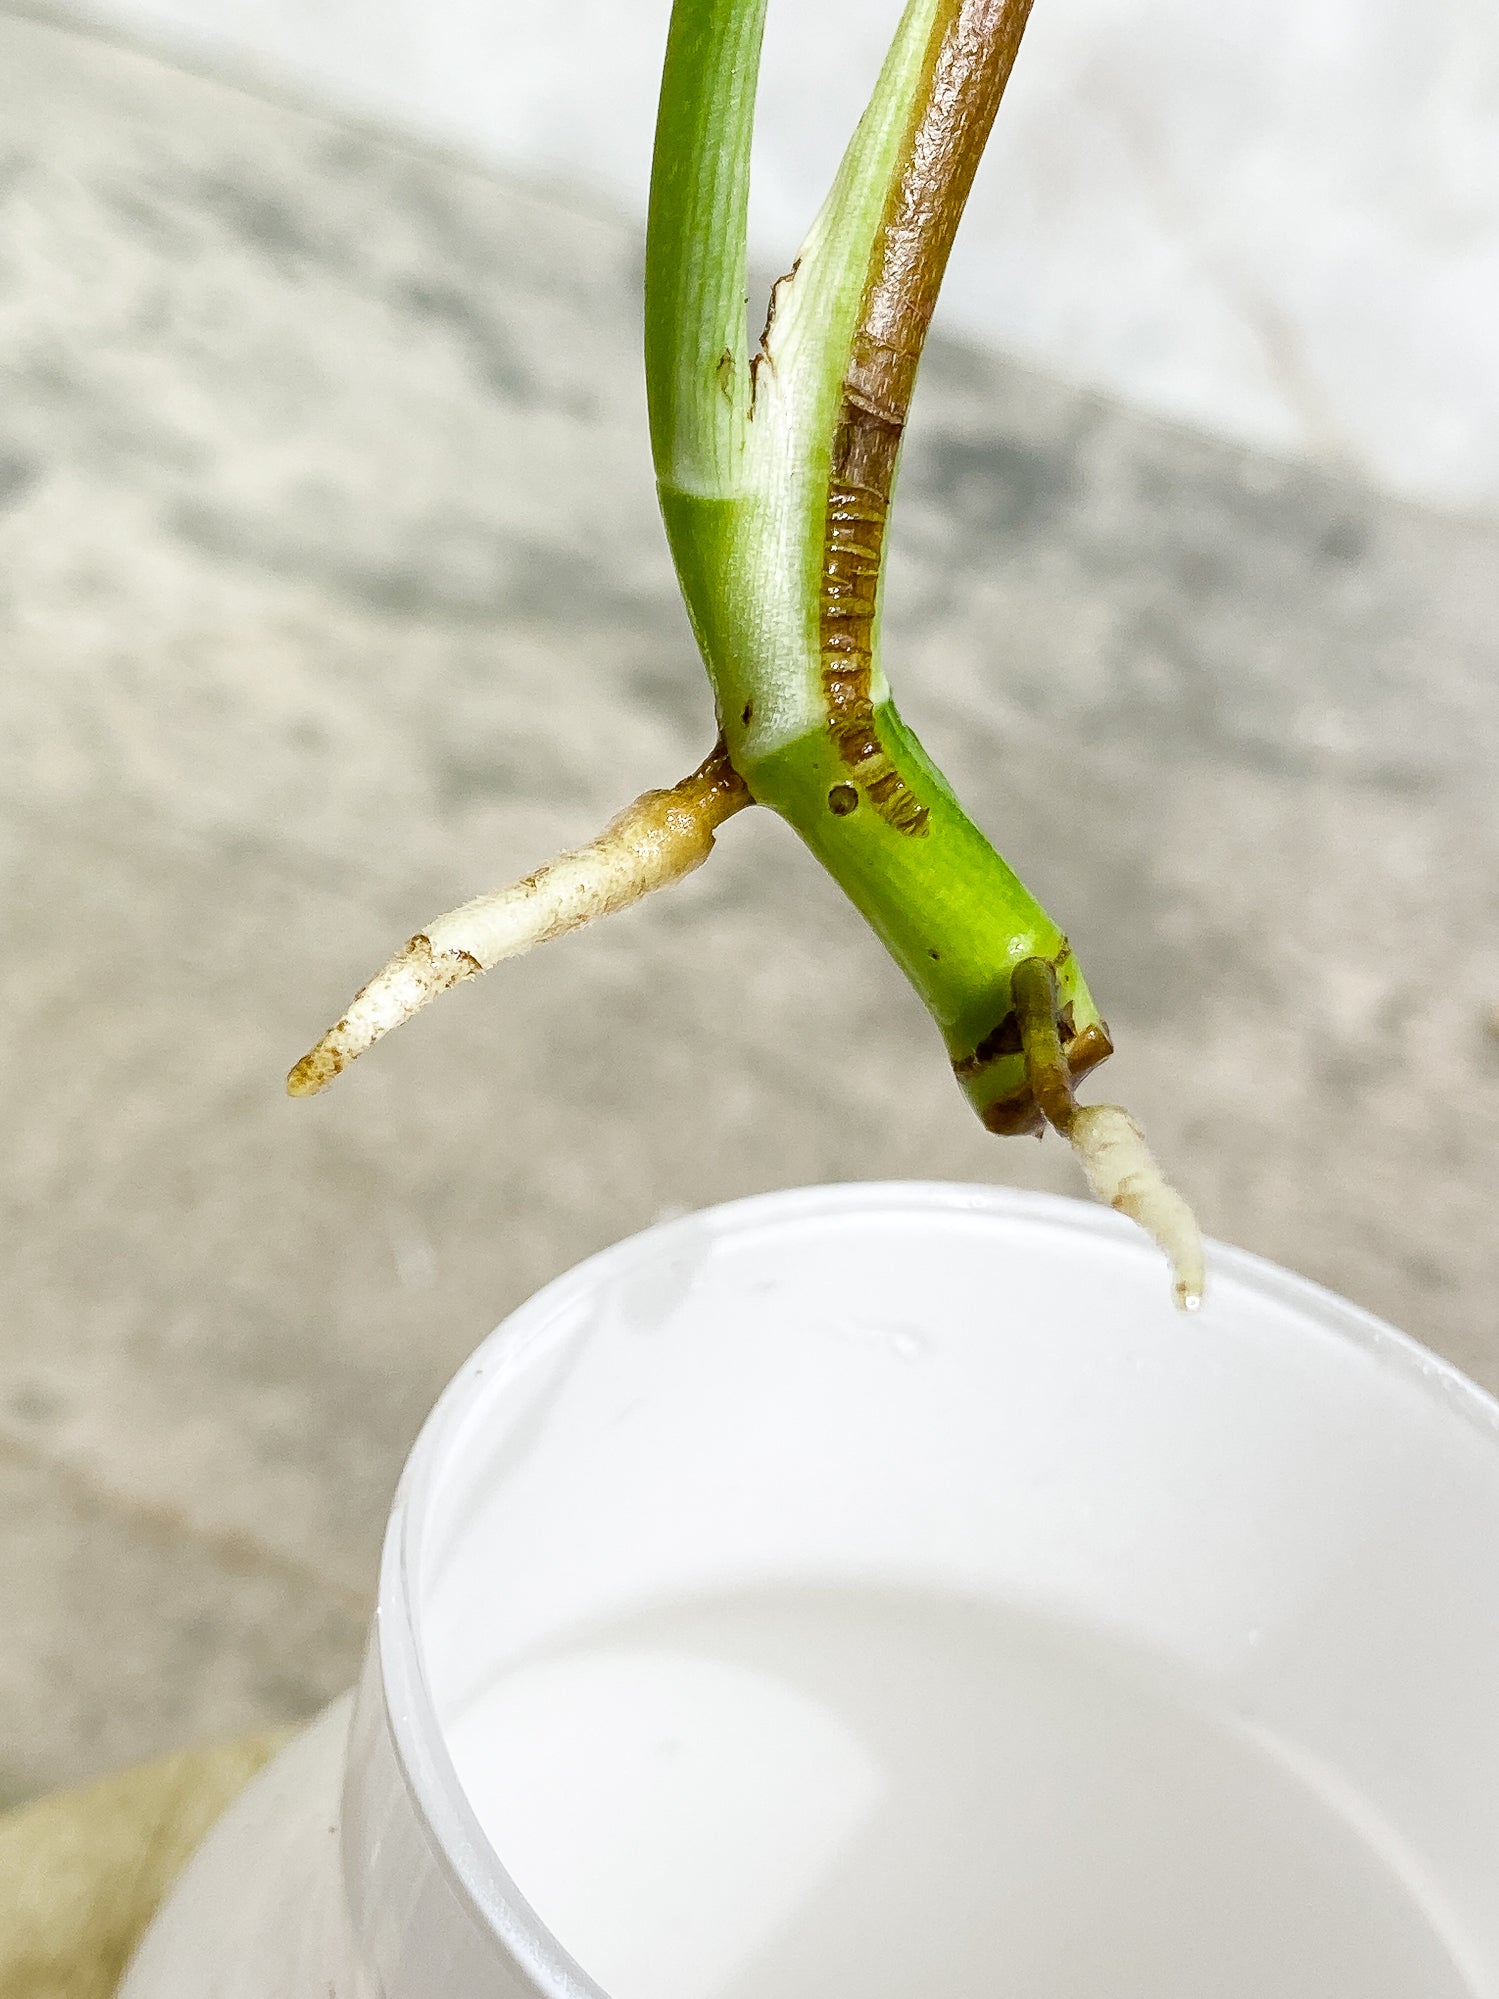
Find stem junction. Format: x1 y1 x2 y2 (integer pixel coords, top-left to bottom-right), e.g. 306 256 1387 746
288 0 1205 1306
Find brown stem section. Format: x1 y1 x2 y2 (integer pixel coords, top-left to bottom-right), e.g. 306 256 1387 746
683 735 754 822
1012 955 1080 1134
848 0 1034 428
820 0 1034 832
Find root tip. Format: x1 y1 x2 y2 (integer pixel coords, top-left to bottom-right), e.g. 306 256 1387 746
286 1046 341 1097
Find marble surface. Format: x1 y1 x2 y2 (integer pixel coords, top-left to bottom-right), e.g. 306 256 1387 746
1 6 1497 1800
57 0 1499 514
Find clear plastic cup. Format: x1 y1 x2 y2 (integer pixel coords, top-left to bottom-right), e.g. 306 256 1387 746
121 1184 1499 1997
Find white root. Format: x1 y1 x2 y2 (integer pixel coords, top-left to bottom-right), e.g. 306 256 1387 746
1067 1102 1205 1313
288 757 747 1097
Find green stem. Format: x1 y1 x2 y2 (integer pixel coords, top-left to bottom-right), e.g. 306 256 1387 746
648 0 1112 1135
644 0 766 497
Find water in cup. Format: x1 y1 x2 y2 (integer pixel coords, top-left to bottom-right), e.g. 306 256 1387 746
447 1581 1477 1999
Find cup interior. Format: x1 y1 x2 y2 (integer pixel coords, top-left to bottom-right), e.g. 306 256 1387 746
383 1184 1499 1999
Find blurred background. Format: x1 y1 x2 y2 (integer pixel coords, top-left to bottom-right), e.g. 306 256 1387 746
0 0 1496 1806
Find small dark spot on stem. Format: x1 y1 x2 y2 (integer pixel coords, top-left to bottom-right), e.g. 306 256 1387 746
827 782 859 817
741 701 753 724
928 948 940 961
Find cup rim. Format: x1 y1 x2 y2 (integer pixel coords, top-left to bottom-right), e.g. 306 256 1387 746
373 1180 1499 1998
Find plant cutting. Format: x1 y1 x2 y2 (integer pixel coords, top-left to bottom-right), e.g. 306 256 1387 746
287 0 1203 1307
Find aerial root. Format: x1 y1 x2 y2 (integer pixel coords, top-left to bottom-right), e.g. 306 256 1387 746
287 740 750 1097
1012 955 1204 1311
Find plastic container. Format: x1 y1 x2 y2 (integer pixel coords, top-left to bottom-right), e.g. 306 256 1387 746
121 1183 1499 1998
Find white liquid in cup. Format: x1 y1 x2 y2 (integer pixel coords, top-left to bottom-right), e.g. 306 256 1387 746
448 1587 1472 1999
411 1187 1499 1999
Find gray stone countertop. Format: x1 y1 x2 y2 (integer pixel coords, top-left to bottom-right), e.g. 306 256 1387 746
1 5 1496 1799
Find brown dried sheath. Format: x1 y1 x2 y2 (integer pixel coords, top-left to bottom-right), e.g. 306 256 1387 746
821 0 1034 832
